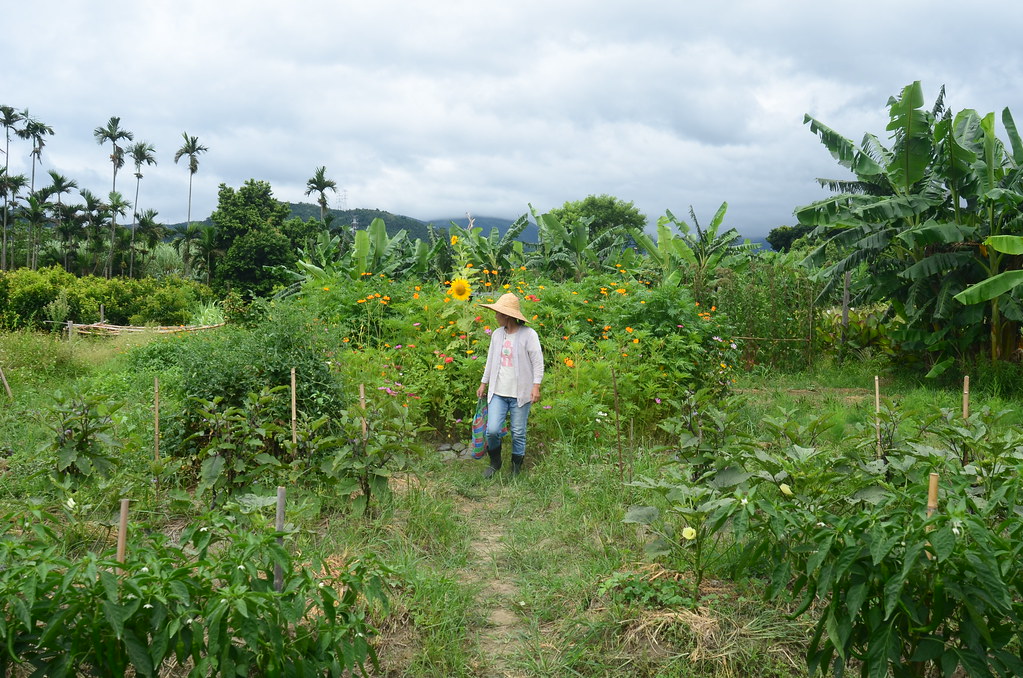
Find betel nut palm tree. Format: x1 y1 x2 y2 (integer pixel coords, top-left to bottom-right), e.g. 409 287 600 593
93 116 134 193
1 105 23 270
16 110 54 193
305 165 338 222
174 132 209 245
46 170 78 270
128 141 157 277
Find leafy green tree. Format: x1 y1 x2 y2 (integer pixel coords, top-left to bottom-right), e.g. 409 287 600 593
797 82 1023 368
304 165 337 223
210 180 295 296
548 194 646 241
765 224 814 253
128 141 157 277
93 116 134 193
215 228 295 297
173 131 208 229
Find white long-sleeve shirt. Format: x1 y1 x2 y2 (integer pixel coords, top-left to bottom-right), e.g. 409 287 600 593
480 325 544 407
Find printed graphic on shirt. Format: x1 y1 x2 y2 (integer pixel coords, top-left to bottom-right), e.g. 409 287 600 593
501 338 514 367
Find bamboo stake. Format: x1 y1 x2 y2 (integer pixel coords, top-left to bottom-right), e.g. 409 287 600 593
874 376 882 459
274 486 286 592
0 364 11 399
925 473 939 560
291 367 298 446
359 383 368 439
154 377 160 462
610 368 624 482
154 377 161 496
926 473 939 519
962 375 970 420
116 498 130 571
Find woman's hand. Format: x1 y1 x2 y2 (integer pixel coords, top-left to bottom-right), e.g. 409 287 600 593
477 383 487 399
531 384 541 403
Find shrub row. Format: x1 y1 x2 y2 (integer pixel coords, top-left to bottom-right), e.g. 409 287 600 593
0 266 215 330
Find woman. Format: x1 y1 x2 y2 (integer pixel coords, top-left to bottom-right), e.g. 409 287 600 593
476 292 544 477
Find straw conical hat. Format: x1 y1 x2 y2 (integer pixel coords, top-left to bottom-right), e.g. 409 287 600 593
479 293 528 323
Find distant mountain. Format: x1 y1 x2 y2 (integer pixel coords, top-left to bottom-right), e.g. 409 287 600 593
432 215 539 243
287 204 433 241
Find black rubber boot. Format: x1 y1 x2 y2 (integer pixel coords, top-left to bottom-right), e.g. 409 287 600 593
511 455 524 477
483 447 502 478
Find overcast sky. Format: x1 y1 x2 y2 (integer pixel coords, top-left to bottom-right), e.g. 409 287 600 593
4 0 1022 239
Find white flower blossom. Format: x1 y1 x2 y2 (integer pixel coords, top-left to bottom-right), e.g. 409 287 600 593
740 498 748 506
143 604 153 609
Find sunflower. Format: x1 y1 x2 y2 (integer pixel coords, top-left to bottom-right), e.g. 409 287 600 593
449 278 472 301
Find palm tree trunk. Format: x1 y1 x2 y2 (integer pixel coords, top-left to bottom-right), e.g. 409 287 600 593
130 177 141 278
185 174 194 277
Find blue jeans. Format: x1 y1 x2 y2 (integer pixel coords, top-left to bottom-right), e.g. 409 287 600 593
487 395 532 459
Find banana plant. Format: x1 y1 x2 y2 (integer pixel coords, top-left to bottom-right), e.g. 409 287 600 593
630 202 755 298
796 82 1023 365
351 217 412 278
448 214 529 275
528 205 627 281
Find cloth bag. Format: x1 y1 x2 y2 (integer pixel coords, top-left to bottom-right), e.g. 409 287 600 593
471 397 488 459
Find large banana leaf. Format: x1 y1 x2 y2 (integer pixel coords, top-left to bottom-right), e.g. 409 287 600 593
986 235 1023 255
803 115 883 177
1002 108 1023 166
898 251 973 281
886 81 932 192
895 220 972 248
953 269 1023 305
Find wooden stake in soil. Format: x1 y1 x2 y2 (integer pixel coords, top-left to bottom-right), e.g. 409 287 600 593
962 375 970 420
154 377 161 495
0 364 12 399
274 486 286 592
610 368 624 482
874 375 882 459
154 377 160 462
926 473 939 519
116 498 130 571
291 367 298 446
925 473 939 560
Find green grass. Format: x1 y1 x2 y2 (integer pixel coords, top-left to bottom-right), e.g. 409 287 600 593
4 329 1022 676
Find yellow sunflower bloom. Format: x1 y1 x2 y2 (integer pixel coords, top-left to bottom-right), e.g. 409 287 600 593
449 278 472 301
